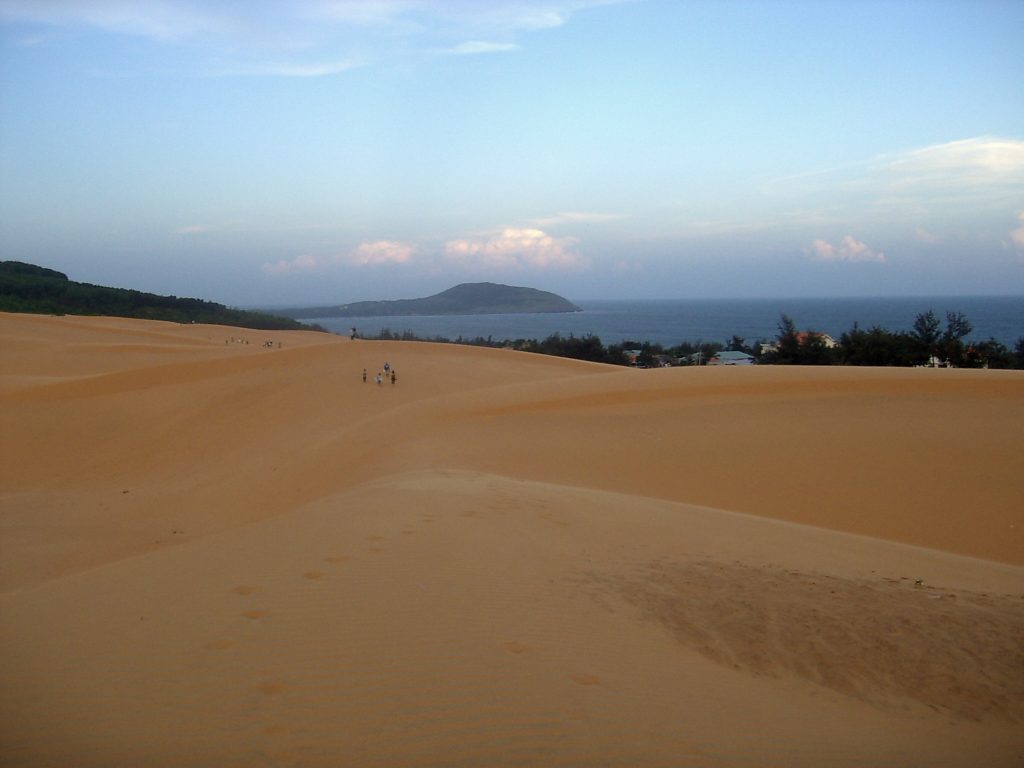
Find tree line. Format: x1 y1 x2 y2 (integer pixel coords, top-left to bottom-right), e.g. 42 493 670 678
366 309 1024 369
768 310 1021 368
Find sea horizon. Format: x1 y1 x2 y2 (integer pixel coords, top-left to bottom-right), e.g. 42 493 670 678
307 294 1024 349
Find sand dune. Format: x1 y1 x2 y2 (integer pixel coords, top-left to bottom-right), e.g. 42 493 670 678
1 312 1022 766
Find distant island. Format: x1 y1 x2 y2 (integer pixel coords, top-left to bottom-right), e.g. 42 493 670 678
277 282 582 319
0 261 319 332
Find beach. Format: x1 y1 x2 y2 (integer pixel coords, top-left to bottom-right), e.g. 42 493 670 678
1 311 1022 767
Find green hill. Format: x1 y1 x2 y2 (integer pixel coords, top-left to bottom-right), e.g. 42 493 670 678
0 261 320 331
279 282 581 319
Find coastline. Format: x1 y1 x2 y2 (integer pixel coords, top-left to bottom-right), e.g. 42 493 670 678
310 294 1024 349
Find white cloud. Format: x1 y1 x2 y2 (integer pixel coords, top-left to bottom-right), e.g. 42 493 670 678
444 228 588 271
809 235 885 264
349 240 415 265
809 240 835 260
915 227 941 244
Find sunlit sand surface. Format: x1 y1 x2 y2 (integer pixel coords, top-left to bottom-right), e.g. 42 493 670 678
2 312 1022 766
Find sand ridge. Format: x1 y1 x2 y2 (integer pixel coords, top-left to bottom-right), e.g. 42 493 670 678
1 313 1023 766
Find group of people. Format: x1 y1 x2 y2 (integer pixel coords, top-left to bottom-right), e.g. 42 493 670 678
363 361 396 386
224 337 281 348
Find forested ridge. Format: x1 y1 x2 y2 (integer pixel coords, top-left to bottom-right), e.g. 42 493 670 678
277 282 581 319
0 262 321 331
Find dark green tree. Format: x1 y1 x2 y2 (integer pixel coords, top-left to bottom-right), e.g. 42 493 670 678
912 310 940 345
800 333 837 365
840 323 919 366
940 311 973 366
1014 338 1024 370
911 310 941 364
726 335 748 353
772 314 800 363
963 338 1011 369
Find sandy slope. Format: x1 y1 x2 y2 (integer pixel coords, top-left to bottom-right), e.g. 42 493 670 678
1 312 1022 767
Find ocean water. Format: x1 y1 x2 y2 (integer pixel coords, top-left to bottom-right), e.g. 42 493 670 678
313 295 1024 349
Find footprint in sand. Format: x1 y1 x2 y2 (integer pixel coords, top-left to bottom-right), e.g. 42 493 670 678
242 610 268 620
232 585 261 596
205 639 235 651
503 641 530 655
569 673 603 686
325 555 351 565
303 571 324 580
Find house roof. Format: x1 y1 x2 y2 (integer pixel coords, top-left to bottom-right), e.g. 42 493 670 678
795 331 838 347
712 350 754 361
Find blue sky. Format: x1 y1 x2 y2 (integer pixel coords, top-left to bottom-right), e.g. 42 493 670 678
1 0 1022 305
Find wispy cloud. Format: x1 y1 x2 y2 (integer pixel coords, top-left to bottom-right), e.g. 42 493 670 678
173 224 212 235
533 211 626 226
669 210 836 239
1 1 630 75
261 239 416 276
882 137 1024 188
758 136 1024 248
444 228 588 271
213 59 363 78
766 137 1024 201
300 1 419 27
444 40 519 55
463 7 569 31
808 235 885 264
0 0 224 42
